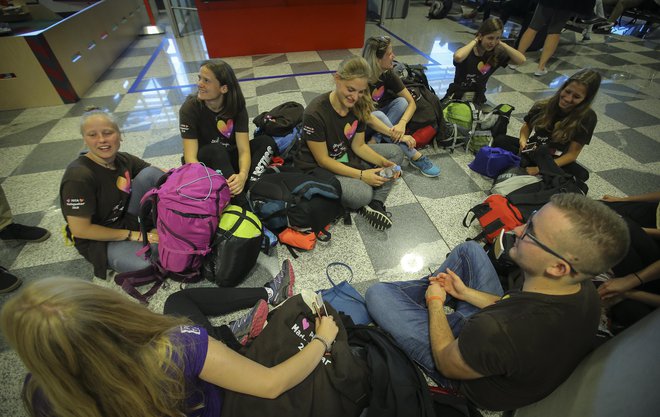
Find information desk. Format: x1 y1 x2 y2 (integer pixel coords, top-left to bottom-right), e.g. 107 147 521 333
0 0 147 110
195 0 367 57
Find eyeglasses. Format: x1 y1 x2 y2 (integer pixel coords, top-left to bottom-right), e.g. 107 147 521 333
374 36 391 58
520 211 578 274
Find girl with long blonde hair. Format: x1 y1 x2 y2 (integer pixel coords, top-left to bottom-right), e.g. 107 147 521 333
293 56 404 230
362 36 440 178
1 277 338 417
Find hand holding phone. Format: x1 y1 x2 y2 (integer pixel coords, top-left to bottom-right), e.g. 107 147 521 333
521 142 537 153
312 293 328 318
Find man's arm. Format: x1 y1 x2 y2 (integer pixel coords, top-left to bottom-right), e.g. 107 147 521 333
426 283 484 380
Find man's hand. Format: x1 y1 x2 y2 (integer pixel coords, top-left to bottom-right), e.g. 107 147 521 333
431 268 469 301
426 281 447 305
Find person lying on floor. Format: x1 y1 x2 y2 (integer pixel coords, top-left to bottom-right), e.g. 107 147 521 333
366 193 629 411
0 275 337 417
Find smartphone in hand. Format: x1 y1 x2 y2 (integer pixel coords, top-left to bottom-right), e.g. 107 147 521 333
312 293 328 318
521 142 538 153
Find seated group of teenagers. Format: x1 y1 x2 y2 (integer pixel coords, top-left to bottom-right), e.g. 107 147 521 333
2 16 659 417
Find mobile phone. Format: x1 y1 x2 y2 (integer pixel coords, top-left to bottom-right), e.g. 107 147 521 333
521 143 537 153
312 293 328 318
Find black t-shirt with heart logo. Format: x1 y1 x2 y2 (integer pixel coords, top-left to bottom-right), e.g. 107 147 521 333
368 69 405 110
179 95 249 150
294 92 366 171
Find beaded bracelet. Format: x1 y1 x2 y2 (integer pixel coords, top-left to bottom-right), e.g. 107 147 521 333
359 170 363 181
312 335 331 353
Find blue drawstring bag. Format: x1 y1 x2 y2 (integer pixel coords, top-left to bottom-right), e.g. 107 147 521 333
469 146 521 178
318 262 372 325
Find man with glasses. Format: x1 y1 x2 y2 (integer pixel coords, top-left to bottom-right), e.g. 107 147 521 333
366 193 629 411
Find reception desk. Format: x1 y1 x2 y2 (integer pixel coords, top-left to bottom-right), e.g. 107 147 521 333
0 0 147 110
195 0 367 58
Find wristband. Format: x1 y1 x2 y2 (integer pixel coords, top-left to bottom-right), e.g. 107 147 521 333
633 272 643 285
126 230 132 241
312 335 331 353
426 295 444 303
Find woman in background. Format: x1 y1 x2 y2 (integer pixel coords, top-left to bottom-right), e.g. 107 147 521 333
362 35 440 177
493 68 601 182
179 60 276 206
293 56 404 230
444 17 526 108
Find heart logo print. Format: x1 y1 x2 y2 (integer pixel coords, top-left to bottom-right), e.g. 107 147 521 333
116 171 131 194
477 61 491 75
302 318 310 330
217 119 234 138
344 120 358 140
372 85 385 102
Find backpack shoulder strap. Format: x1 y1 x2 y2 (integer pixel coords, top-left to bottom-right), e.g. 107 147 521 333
114 265 165 304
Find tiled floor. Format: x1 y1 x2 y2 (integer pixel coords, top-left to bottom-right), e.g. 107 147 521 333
1 3 659 415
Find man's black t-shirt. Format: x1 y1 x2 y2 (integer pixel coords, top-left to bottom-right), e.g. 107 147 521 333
179 95 249 149
458 283 600 411
369 70 405 109
524 105 597 156
293 92 366 171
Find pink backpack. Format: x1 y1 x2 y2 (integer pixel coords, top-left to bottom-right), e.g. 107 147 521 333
115 163 230 303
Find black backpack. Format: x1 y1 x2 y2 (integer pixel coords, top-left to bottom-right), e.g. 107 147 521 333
406 83 448 146
394 62 435 94
507 145 588 219
428 0 453 19
253 101 304 137
247 168 343 236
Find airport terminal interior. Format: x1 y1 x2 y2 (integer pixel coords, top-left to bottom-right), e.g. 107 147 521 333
1 1 659 415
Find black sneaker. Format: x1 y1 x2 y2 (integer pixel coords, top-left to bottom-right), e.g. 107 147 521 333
228 299 269 345
357 200 392 230
0 266 22 294
264 259 295 306
0 223 50 242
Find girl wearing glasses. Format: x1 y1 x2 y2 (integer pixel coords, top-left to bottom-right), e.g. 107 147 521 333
362 36 440 177
444 17 526 108
179 60 276 206
493 68 601 182
294 56 403 230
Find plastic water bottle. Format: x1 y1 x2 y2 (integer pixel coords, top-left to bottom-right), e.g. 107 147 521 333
379 165 401 178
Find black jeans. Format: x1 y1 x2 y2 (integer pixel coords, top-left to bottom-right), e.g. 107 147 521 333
198 134 277 183
492 134 590 182
164 287 268 350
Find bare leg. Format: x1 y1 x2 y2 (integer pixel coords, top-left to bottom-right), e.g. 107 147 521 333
517 27 538 55
537 34 561 71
